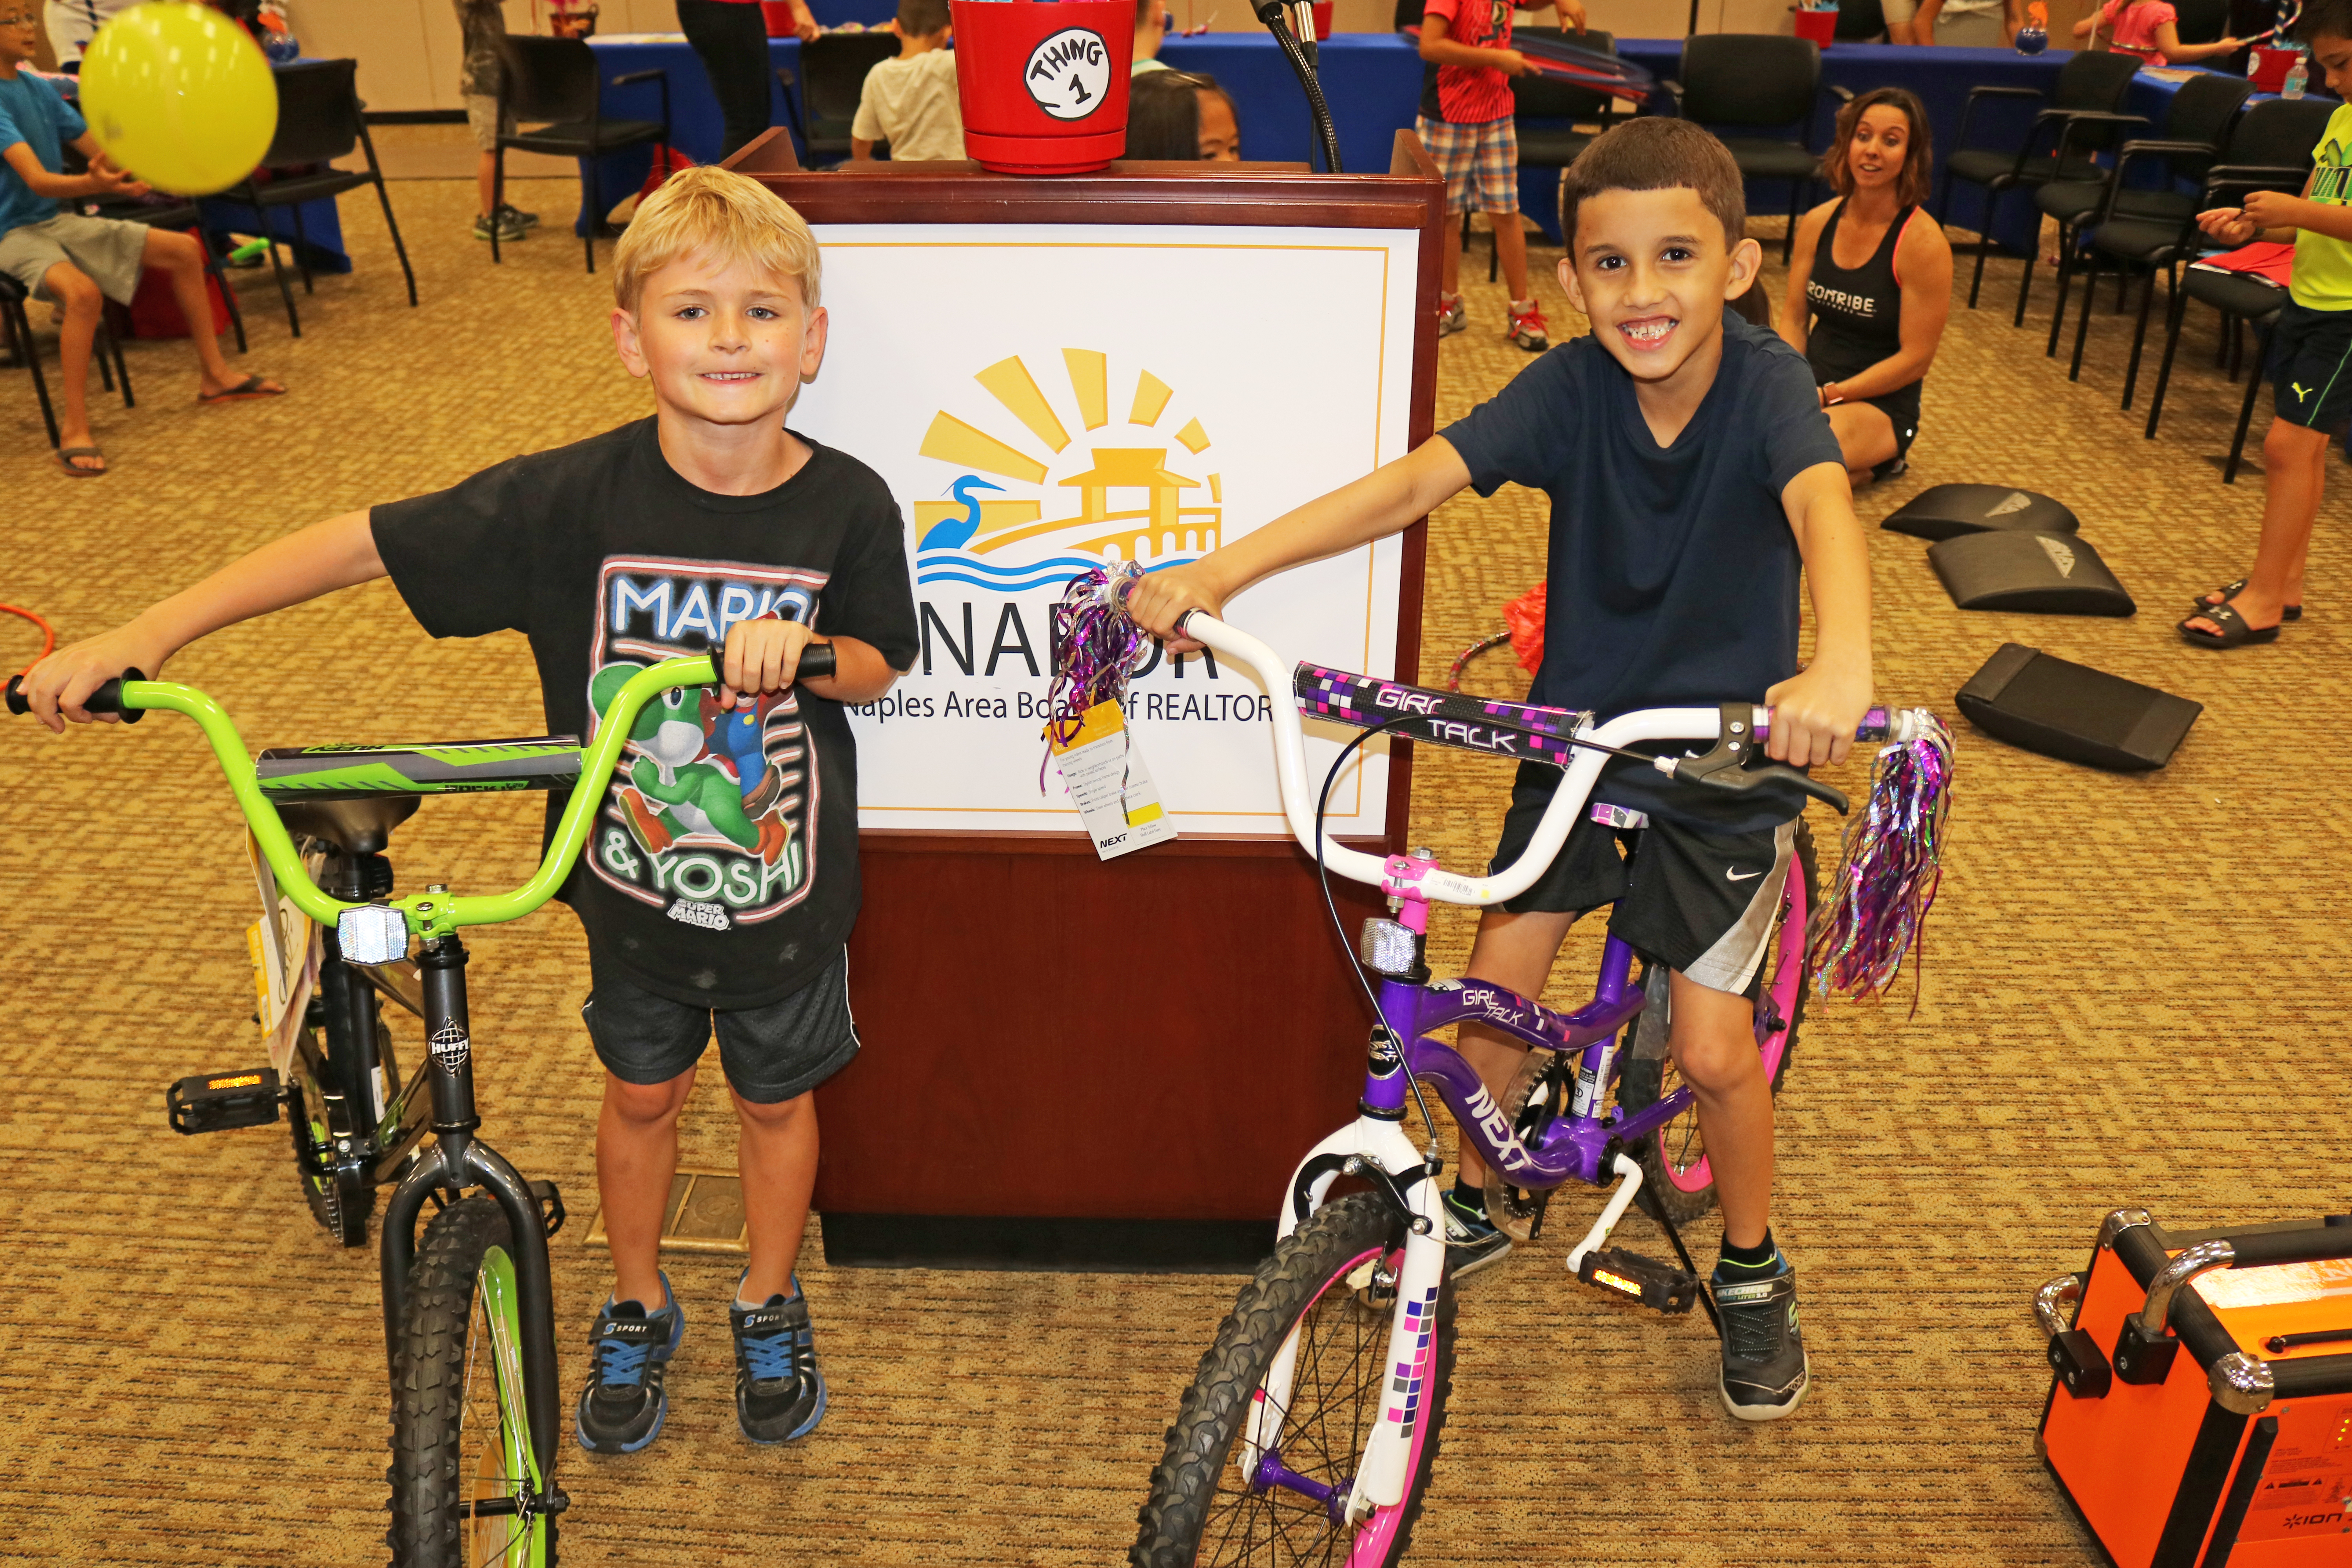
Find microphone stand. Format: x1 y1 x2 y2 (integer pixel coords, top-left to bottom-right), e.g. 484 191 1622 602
1253 0 1344 172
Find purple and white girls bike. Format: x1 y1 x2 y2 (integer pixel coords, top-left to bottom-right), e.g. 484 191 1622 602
1121 604 1945 1568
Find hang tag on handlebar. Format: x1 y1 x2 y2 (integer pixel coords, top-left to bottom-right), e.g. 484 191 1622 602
1047 700 1178 862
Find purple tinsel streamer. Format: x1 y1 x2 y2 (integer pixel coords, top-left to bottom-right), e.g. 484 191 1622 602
1808 711 1953 1016
1040 562 1150 790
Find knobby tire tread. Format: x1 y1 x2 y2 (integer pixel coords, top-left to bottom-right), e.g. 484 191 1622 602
1132 1192 1457 1568
387 1194 522 1568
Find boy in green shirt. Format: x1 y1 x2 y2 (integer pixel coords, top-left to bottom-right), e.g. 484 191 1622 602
2181 1 2352 647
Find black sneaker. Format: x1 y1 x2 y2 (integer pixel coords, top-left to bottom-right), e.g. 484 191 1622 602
1442 1190 1512 1280
472 209 527 242
497 201 542 230
730 1274 826 1443
1711 1260 1809 1421
574 1276 683 1454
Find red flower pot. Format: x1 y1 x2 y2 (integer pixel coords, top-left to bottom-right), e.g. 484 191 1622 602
951 0 1133 175
2249 45 2299 93
1312 1 1332 40
1792 7 1836 45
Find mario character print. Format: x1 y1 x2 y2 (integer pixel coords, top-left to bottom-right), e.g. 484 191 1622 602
585 557 829 932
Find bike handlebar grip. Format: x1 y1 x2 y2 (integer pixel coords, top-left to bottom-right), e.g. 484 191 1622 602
4 670 144 722
797 643 836 682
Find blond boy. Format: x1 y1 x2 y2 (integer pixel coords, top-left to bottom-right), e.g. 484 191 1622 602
23 167 919 1449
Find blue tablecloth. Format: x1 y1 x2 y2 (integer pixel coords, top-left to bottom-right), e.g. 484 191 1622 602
1157 34 1425 174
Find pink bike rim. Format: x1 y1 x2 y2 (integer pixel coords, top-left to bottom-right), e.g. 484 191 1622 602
1661 864 1807 1195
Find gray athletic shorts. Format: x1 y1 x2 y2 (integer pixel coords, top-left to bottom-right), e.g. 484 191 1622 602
1490 762 1798 997
581 947 860 1103
464 94 512 153
0 212 148 306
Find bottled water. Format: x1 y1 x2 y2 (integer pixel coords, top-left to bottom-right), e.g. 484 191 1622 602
2285 49 2309 99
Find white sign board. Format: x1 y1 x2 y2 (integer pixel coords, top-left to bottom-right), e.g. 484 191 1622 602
792 222 1420 838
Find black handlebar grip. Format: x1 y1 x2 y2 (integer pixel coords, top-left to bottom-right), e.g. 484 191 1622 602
5 670 144 722
797 642 836 682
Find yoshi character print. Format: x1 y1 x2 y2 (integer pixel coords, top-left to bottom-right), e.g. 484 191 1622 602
586 556 827 932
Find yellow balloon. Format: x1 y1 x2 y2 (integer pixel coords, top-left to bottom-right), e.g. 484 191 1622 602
80 4 279 197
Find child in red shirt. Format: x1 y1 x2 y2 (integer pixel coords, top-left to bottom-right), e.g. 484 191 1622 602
2072 0 2242 63
1416 0 1584 352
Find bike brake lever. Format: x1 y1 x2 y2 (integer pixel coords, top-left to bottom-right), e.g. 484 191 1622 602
1659 701 1850 815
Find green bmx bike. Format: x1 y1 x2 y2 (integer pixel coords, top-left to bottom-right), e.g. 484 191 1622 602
8 647 830 1567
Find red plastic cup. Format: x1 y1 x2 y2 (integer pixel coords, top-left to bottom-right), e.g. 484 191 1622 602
2250 44 2299 92
1792 7 1836 45
1313 1 1332 40
952 0 1134 175
760 0 798 36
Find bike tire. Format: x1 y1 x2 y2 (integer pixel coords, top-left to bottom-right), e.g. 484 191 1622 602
387 1195 552 1568
1132 1192 1456 1568
1616 818 1817 1227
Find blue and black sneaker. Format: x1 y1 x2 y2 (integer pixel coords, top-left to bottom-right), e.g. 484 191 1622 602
574 1274 684 1454
730 1273 826 1444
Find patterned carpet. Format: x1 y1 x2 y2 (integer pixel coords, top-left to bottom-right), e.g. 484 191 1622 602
0 176 2345 1565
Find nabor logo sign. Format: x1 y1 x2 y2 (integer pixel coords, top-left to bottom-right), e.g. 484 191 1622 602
1024 28 1112 120
913 347 1220 592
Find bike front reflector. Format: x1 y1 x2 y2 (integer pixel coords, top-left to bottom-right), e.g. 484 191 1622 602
1358 918 1419 977
338 904 409 965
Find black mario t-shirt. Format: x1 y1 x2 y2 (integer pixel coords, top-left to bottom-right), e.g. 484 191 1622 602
1440 310 1845 832
371 418 919 1009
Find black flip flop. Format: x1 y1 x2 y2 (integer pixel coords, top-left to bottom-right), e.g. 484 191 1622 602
2178 601 2281 648
53 445 105 478
2192 577 2302 621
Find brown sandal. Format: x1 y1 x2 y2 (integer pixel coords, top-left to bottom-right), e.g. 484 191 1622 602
54 445 106 477
198 374 287 404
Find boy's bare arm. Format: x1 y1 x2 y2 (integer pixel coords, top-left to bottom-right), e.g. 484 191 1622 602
2 138 142 200
20 511 385 730
1766 463 1873 769
1127 438 1472 646
719 619 898 708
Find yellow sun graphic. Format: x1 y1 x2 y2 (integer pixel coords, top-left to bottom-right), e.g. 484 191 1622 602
913 350 1223 591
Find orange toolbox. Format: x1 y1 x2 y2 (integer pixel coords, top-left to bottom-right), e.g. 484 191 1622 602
2036 1209 2352 1566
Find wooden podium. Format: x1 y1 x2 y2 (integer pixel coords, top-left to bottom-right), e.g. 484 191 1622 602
726 134 1444 1270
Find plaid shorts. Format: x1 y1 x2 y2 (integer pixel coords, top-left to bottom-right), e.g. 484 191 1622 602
1417 114 1519 216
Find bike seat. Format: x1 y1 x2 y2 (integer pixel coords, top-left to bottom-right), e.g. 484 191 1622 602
256 736 584 804
276 796 421 858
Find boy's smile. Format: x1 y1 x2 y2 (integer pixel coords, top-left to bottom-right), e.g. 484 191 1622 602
1562 186 1761 428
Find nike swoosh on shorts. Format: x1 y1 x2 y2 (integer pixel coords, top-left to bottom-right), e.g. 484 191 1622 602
1727 868 1763 882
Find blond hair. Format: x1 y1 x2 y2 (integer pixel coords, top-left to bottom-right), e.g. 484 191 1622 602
611 166 822 314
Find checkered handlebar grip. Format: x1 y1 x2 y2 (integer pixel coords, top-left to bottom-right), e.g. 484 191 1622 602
1292 664 1590 767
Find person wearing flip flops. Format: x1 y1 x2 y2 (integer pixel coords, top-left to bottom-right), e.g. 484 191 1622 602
2181 0 2352 647
0 7 285 477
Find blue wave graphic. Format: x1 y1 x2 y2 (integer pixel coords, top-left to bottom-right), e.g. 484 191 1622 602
915 550 1203 590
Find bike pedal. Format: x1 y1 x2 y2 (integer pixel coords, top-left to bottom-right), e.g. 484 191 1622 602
1575 1247 1700 1315
165 1068 282 1135
530 1178 567 1238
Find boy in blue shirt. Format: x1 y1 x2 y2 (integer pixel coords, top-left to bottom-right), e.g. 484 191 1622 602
0 7 285 475
1132 117 1872 1423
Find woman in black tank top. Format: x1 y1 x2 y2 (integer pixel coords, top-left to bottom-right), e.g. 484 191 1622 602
1779 87 1953 484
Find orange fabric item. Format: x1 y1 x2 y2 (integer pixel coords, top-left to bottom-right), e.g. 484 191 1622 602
1502 583 1545 675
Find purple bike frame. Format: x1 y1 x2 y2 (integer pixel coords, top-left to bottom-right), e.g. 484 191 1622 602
1360 935 1694 1191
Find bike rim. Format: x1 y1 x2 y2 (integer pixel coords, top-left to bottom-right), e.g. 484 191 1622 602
463 1245 542 1568
1655 860 1806 1196
1194 1244 1431 1565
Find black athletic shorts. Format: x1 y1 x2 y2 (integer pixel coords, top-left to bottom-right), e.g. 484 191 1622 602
581 947 859 1103
2270 299 2352 435
1489 762 1800 996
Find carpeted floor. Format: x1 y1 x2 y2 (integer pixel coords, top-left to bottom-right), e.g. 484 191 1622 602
0 176 2345 1566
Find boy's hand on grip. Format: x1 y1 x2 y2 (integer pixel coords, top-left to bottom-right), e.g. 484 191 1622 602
1764 659 1871 769
1125 565 1225 653
17 628 168 732
720 618 822 709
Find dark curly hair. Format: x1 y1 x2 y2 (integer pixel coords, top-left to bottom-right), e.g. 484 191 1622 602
1559 118 1746 253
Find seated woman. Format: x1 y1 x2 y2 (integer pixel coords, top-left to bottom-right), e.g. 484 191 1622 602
1125 69 1241 161
2072 0 2243 64
1780 87 1952 485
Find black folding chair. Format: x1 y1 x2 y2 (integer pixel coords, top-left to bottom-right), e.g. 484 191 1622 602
792 33 900 168
2029 71 2250 343
1835 0 1890 42
1670 34 1833 263
0 269 134 450
1940 49 2142 309
229 59 417 339
2139 98 2339 480
494 36 673 272
1482 28 1617 280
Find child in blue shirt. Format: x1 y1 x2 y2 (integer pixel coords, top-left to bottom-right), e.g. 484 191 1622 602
0 9 284 476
